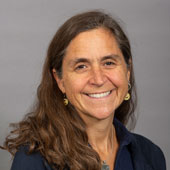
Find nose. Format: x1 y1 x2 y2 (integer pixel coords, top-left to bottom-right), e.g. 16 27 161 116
89 67 107 86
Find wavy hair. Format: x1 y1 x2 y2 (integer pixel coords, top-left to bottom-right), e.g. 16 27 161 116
3 10 137 170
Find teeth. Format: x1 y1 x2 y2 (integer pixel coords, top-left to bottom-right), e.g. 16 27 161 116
88 91 111 98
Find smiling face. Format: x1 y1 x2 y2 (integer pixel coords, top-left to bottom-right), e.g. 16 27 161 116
53 28 130 121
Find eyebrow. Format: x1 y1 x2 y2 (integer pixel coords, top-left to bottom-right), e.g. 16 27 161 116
101 54 120 61
68 54 120 66
69 58 89 66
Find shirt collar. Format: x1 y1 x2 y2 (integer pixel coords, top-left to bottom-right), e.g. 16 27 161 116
113 118 134 147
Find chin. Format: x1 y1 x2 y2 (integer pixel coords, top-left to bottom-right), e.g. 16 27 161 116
88 109 115 120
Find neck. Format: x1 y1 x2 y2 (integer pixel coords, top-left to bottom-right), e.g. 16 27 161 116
83 114 119 169
86 115 117 157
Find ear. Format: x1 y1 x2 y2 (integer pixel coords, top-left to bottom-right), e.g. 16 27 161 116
127 59 131 81
52 68 66 93
127 69 130 82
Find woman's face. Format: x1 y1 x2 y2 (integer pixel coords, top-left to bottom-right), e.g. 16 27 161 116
53 28 130 121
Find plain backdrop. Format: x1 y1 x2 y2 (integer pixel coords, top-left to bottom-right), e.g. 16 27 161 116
0 0 170 169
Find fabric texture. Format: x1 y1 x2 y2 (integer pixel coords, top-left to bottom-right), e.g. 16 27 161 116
11 120 166 170
113 118 134 170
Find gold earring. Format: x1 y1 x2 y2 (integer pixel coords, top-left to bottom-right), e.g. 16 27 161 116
63 94 68 106
124 93 130 101
124 82 131 101
64 98 68 105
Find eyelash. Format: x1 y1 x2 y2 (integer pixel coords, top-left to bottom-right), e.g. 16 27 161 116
75 61 115 71
75 64 87 70
104 61 115 66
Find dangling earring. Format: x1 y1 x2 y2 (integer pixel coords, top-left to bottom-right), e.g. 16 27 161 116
124 82 131 101
63 94 68 106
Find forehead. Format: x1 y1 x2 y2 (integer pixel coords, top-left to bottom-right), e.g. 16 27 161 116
64 28 123 62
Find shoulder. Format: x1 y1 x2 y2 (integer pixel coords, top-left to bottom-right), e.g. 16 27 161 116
11 146 52 170
132 133 162 150
132 133 165 156
130 133 166 169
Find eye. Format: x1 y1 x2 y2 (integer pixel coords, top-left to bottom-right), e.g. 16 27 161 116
104 61 115 66
75 64 87 70
105 61 113 65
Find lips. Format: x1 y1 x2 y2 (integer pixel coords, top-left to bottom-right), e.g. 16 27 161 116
85 90 112 98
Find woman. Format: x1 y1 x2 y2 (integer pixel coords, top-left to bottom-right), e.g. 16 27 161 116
3 10 166 170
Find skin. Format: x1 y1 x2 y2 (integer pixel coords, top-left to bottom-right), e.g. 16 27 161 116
53 28 130 169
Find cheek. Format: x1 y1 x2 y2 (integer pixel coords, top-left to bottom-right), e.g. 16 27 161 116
109 70 128 87
64 75 85 96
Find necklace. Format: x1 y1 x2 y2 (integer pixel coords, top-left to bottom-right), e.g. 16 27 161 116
101 160 110 170
101 126 114 170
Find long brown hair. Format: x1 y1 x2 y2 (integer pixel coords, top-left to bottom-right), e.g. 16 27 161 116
3 10 137 170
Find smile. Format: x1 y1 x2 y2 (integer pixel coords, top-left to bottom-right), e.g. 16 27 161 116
86 90 112 98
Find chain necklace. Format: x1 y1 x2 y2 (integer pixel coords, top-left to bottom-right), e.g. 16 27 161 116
101 125 114 170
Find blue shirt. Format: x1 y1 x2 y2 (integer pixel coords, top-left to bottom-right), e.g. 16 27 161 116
114 118 134 170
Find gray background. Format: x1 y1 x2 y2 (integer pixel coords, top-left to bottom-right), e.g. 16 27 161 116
0 0 170 169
